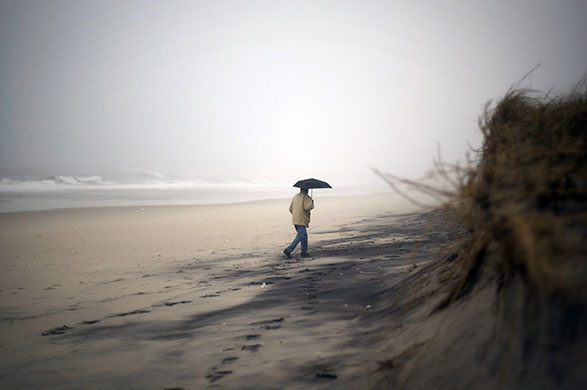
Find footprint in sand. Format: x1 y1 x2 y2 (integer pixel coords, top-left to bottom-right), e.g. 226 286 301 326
251 317 284 330
111 309 150 317
241 344 261 352
250 317 284 326
206 367 233 383
311 364 339 381
81 320 100 325
42 325 74 336
316 373 338 380
246 334 261 340
163 300 192 307
221 357 239 364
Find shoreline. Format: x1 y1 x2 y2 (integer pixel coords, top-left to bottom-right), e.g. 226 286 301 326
0 190 394 214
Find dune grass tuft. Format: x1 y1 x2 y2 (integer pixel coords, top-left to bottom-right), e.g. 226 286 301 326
378 79 587 303
458 80 587 301
376 79 587 387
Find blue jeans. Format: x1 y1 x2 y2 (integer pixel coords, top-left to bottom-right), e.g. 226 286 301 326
287 225 308 254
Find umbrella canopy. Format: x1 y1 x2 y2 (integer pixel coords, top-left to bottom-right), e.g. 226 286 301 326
293 178 332 189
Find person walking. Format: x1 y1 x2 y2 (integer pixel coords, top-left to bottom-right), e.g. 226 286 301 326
283 188 314 258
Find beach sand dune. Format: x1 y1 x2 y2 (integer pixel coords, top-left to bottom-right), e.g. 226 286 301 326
0 194 465 389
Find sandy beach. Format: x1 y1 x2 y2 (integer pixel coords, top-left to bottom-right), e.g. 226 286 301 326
0 193 458 389
2 2 585 388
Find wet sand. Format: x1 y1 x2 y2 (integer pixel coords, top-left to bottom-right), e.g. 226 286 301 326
0 193 460 389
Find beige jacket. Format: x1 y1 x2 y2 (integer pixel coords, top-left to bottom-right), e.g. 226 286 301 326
289 192 314 227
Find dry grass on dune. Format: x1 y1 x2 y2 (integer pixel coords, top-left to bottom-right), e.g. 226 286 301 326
455 81 587 302
452 81 587 388
376 79 587 387
379 80 587 303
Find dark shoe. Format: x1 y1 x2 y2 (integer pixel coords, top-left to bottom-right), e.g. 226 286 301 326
283 248 292 259
301 252 311 258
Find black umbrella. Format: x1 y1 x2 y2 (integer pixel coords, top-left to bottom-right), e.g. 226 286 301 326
293 178 332 198
293 178 332 189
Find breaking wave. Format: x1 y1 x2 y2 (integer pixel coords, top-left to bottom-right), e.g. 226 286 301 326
0 173 286 193
0 170 293 211
0 175 114 191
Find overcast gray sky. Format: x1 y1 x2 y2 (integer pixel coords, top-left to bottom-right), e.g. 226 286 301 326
1 0 586 187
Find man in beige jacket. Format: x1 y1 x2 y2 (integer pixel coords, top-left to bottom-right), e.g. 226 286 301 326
283 188 314 258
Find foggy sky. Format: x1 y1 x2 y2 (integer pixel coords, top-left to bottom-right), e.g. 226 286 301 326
1 0 586 188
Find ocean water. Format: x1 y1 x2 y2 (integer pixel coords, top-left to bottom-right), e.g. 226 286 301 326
0 169 297 212
0 169 373 213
